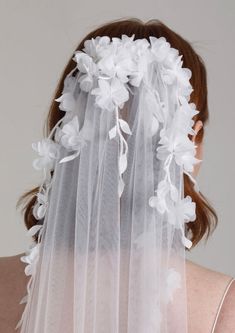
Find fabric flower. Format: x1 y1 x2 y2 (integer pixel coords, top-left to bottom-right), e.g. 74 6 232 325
32 138 60 171
149 179 178 214
173 136 201 173
162 48 180 82
59 116 84 151
82 36 111 61
74 52 98 92
56 116 92 164
178 68 193 97
174 137 201 172
167 195 196 229
149 36 171 63
176 95 200 135
112 34 135 48
128 40 153 87
91 77 129 111
97 34 136 70
97 44 136 84
156 129 201 173
162 53 193 97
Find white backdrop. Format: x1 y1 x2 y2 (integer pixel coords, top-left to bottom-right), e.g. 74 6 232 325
0 0 234 276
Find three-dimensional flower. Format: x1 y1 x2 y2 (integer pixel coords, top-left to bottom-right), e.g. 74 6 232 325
91 77 129 111
167 195 196 229
59 116 84 151
74 52 98 92
149 179 179 214
149 36 171 63
97 45 136 84
82 36 111 61
32 138 60 171
156 129 201 173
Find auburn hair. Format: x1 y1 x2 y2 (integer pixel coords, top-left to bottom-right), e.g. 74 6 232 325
16 17 218 248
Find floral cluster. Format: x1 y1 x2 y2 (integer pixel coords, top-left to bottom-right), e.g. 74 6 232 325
16 35 202 331
70 34 195 198
70 34 194 109
28 35 200 258
148 95 201 248
63 36 199 250
18 35 201 327
26 34 200 260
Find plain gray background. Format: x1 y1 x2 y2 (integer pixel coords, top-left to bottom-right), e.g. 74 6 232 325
0 0 234 276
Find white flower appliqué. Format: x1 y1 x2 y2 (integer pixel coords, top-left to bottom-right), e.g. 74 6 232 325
168 195 196 248
157 132 201 173
167 195 196 228
96 42 136 84
60 116 83 151
56 115 91 164
82 36 111 61
174 96 200 135
149 36 171 63
91 77 129 112
32 138 60 171
149 179 178 214
74 52 98 92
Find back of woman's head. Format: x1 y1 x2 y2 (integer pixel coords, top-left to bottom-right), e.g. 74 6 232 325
17 17 218 248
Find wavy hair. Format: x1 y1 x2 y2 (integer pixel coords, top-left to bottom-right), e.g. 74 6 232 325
16 17 218 248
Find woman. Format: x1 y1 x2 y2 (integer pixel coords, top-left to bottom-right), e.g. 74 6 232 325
0 18 234 333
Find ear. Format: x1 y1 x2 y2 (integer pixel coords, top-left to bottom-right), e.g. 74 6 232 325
192 120 203 143
191 120 204 177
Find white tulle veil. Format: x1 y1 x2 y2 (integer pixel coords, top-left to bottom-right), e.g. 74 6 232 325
16 34 201 333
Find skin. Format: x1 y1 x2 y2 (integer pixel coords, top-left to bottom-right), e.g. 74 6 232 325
187 120 235 332
0 120 234 332
191 120 204 178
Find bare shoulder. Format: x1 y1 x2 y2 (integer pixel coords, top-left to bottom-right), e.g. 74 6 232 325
213 277 235 332
186 259 235 333
0 253 28 333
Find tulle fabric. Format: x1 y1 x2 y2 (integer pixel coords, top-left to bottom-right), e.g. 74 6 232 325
18 65 188 333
